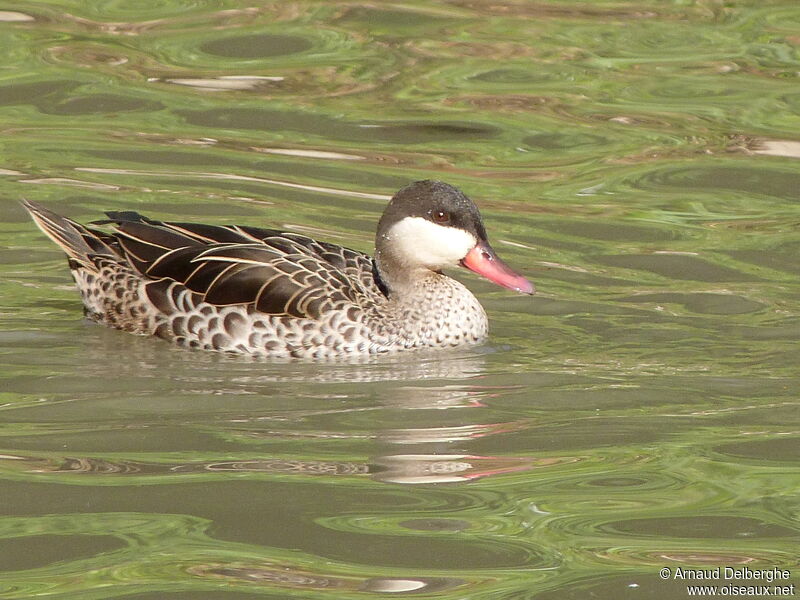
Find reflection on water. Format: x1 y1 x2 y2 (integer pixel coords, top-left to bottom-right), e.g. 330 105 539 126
1 0 799 599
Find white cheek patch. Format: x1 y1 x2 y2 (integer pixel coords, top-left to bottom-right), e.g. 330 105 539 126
386 217 477 269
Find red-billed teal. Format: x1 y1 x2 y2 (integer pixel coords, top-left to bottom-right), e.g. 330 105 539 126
24 180 534 359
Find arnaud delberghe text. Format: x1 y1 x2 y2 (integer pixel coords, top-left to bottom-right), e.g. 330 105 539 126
673 567 791 583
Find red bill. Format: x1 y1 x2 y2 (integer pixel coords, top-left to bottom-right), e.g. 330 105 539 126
460 240 534 295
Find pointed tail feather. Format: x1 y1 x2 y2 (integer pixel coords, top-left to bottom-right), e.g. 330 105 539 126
22 200 114 266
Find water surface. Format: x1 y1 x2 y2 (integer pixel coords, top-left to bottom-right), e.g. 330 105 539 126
0 1 798 599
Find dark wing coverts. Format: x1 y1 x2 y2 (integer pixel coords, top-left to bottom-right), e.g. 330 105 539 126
103 213 379 320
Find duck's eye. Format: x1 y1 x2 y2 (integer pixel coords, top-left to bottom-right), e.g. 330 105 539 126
432 210 450 224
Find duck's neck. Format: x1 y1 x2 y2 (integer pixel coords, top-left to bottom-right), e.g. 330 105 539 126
375 248 436 300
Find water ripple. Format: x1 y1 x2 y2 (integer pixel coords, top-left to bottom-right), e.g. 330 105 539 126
2 2 800 599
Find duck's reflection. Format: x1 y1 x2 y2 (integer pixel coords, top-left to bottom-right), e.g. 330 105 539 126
219 351 538 484
366 381 533 483
9 335 539 485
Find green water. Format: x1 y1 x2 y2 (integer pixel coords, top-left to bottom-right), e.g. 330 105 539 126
1 1 799 598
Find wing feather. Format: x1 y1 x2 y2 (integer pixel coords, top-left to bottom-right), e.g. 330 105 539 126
255 275 303 315
116 221 201 250
147 246 207 281
80 211 384 319
204 264 274 306
160 222 252 244
184 260 234 293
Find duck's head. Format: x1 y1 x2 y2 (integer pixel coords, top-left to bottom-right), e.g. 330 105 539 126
375 180 534 295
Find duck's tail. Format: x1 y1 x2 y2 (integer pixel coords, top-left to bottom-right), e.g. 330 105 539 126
22 200 114 268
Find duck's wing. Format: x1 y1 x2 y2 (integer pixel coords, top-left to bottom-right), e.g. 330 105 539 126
104 213 383 320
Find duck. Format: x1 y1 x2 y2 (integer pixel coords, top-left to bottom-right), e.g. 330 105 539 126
23 180 534 359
